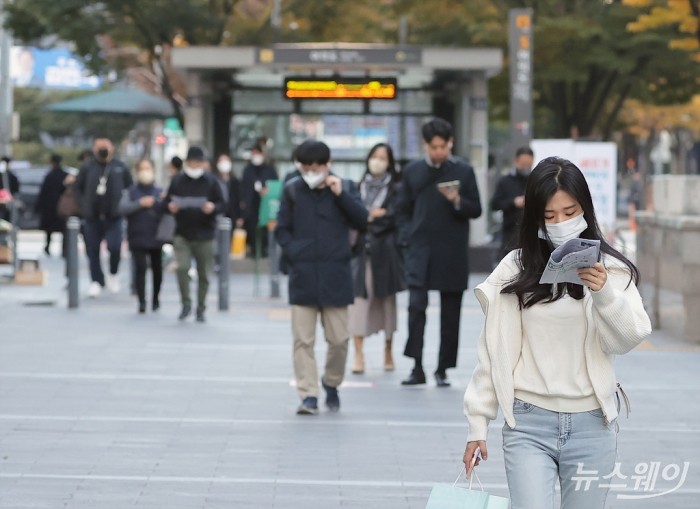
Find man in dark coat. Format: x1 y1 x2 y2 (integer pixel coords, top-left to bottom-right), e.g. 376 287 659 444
164 146 226 323
490 146 533 260
275 140 368 415
74 137 133 298
36 154 69 256
396 118 482 387
241 144 278 255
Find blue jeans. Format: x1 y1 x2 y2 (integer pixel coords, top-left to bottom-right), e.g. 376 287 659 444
83 218 123 286
503 399 617 509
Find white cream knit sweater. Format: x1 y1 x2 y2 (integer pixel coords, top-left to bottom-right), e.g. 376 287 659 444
463 250 652 442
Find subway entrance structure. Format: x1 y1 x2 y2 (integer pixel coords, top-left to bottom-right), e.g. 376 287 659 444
172 43 502 254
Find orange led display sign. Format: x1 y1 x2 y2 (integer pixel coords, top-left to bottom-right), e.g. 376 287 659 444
284 77 397 99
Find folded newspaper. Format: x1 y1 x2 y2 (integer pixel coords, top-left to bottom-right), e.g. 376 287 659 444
171 196 207 209
539 238 601 286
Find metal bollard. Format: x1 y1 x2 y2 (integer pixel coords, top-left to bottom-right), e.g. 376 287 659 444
9 201 19 277
217 216 232 311
268 225 280 299
66 216 80 309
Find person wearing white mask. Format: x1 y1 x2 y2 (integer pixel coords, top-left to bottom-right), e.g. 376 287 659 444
214 154 242 228
462 157 651 509
164 146 226 322
119 159 165 314
241 144 278 256
348 143 405 375
275 140 368 415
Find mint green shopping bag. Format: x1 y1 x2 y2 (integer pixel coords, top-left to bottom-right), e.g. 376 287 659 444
425 467 510 509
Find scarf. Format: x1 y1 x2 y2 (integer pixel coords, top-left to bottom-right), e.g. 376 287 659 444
360 173 391 210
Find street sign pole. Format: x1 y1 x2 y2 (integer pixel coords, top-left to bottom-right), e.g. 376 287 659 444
509 8 534 152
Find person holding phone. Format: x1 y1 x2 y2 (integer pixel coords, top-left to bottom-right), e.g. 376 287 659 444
275 141 368 415
396 118 482 387
462 157 651 508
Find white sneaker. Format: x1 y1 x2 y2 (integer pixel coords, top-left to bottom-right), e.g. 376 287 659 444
106 274 121 294
88 281 102 298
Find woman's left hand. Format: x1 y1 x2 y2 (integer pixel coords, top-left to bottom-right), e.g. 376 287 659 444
578 262 608 292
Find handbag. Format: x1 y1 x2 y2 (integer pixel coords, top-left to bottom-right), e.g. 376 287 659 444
57 185 81 218
426 467 509 509
155 214 176 244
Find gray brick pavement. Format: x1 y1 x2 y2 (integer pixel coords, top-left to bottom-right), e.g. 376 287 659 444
0 238 698 508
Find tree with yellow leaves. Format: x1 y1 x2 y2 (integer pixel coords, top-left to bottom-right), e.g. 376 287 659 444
623 0 700 62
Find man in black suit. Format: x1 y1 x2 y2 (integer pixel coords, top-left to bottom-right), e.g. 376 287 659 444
490 146 533 260
396 118 482 387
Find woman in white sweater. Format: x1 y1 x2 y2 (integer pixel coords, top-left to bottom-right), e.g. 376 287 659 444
462 157 651 509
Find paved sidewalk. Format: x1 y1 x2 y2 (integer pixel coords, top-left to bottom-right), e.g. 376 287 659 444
0 234 698 508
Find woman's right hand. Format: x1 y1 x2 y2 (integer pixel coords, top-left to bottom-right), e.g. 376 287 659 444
463 440 488 478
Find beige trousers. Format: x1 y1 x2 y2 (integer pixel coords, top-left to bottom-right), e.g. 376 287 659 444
291 305 349 399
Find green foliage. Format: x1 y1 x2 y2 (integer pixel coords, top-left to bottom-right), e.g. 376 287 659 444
11 142 85 167
13 88 138 163
4 0 698 143
4 1 226 71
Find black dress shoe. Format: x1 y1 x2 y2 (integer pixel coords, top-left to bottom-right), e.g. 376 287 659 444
178 304 191 321
434 371 451 387
152 298 160 312
196 310 205 323
401 370 426 386
138 302 146 314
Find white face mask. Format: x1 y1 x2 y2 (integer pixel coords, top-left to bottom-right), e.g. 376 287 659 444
302 171 326 190
137 169 155 185
538 212 588 247
217 160 232 173
184 166 204 179
251 154 265 166
368 158 388 176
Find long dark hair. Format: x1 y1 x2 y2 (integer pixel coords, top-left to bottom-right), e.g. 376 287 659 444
502 157 639 308
361 143 398 183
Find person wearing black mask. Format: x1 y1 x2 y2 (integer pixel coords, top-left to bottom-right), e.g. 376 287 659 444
491 147 534 260
74 137 133 298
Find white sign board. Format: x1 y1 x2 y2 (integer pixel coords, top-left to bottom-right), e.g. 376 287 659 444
531 140 617 233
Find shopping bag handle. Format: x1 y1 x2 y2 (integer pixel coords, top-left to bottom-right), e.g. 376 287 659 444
454 463 484 492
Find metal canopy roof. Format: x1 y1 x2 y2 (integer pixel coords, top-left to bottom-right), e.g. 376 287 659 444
172 43 503 78
46 89 175 117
